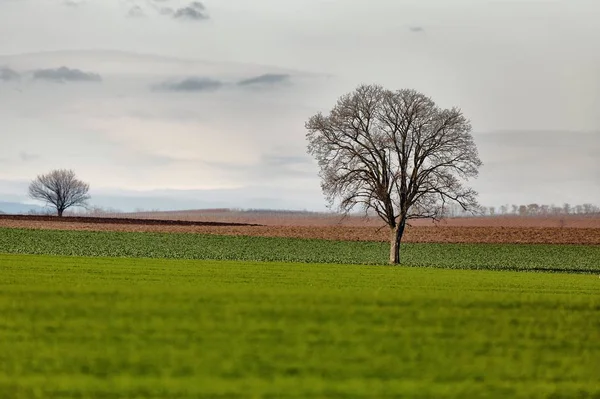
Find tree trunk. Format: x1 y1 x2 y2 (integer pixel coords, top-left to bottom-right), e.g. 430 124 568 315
57 209 64 217
389 218 406 265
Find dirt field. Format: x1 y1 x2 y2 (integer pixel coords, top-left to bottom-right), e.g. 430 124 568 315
82 209 600 228
1 215 599 245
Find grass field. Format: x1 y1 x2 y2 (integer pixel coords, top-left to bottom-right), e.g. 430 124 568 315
1 227 600 272
1 254 599 398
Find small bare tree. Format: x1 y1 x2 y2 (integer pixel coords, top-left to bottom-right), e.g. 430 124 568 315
28 169 90 217
306 85 482 264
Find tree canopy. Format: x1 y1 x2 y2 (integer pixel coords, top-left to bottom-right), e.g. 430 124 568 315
306 84 482 264
28 169 90 217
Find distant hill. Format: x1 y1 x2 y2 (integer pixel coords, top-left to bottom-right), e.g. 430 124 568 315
0 202 45 214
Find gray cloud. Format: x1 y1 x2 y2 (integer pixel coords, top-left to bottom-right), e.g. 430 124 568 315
19 151 40 162
0 67 20 81
409 26 425 33
263 154 311 168
205 152 315 182
260 153 315 179
127 5 145 18
63 0 86 7
154 73 295 92
33 66 102 82
173 1 209 21
155 77 223 92
238 74 291 86
143 0 175 15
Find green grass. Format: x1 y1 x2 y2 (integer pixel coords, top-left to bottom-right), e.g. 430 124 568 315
0 254 599 398
1 227 599 272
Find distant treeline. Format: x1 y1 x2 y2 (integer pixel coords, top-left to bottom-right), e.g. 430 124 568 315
26 203 600 219
446 203 600 217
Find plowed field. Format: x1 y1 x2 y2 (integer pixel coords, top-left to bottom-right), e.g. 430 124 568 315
1 215 599 245
75 210 600 228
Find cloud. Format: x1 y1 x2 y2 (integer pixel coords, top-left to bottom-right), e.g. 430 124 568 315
127 5 145 17
19 151 40 162
0 67 20 81
173 1 209 21
263 154 310 168
260 154 315 178
143 0 174 15
154 73 296 93
63 0 86 7
204 152 315 183
154 77 223 92
33 66 102 82
409 26 425 33
238 74 291 86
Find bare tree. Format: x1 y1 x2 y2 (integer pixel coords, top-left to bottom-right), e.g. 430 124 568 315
306 85 482 264
527 203 540 216
551 205 562 215
518 205 528 216
28 169 90 217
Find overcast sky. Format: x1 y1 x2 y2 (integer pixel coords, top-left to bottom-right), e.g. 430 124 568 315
0 0 599 211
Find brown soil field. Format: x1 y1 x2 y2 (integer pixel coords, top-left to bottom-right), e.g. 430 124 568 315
1 215 599 245
82 209 600 228
0 215 259 227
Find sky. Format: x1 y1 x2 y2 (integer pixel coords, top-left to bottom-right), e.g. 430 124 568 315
0 0 599 212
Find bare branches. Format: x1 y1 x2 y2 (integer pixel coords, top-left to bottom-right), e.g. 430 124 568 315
28 169 90 217
305 84 482 238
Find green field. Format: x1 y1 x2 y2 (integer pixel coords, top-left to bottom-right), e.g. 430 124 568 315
1 228 599 272
1 253 599 398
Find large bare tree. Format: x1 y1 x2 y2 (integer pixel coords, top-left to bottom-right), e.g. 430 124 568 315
28 169 90 217
306 85 482 264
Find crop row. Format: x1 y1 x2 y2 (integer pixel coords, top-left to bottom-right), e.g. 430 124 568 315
0 228 598 272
